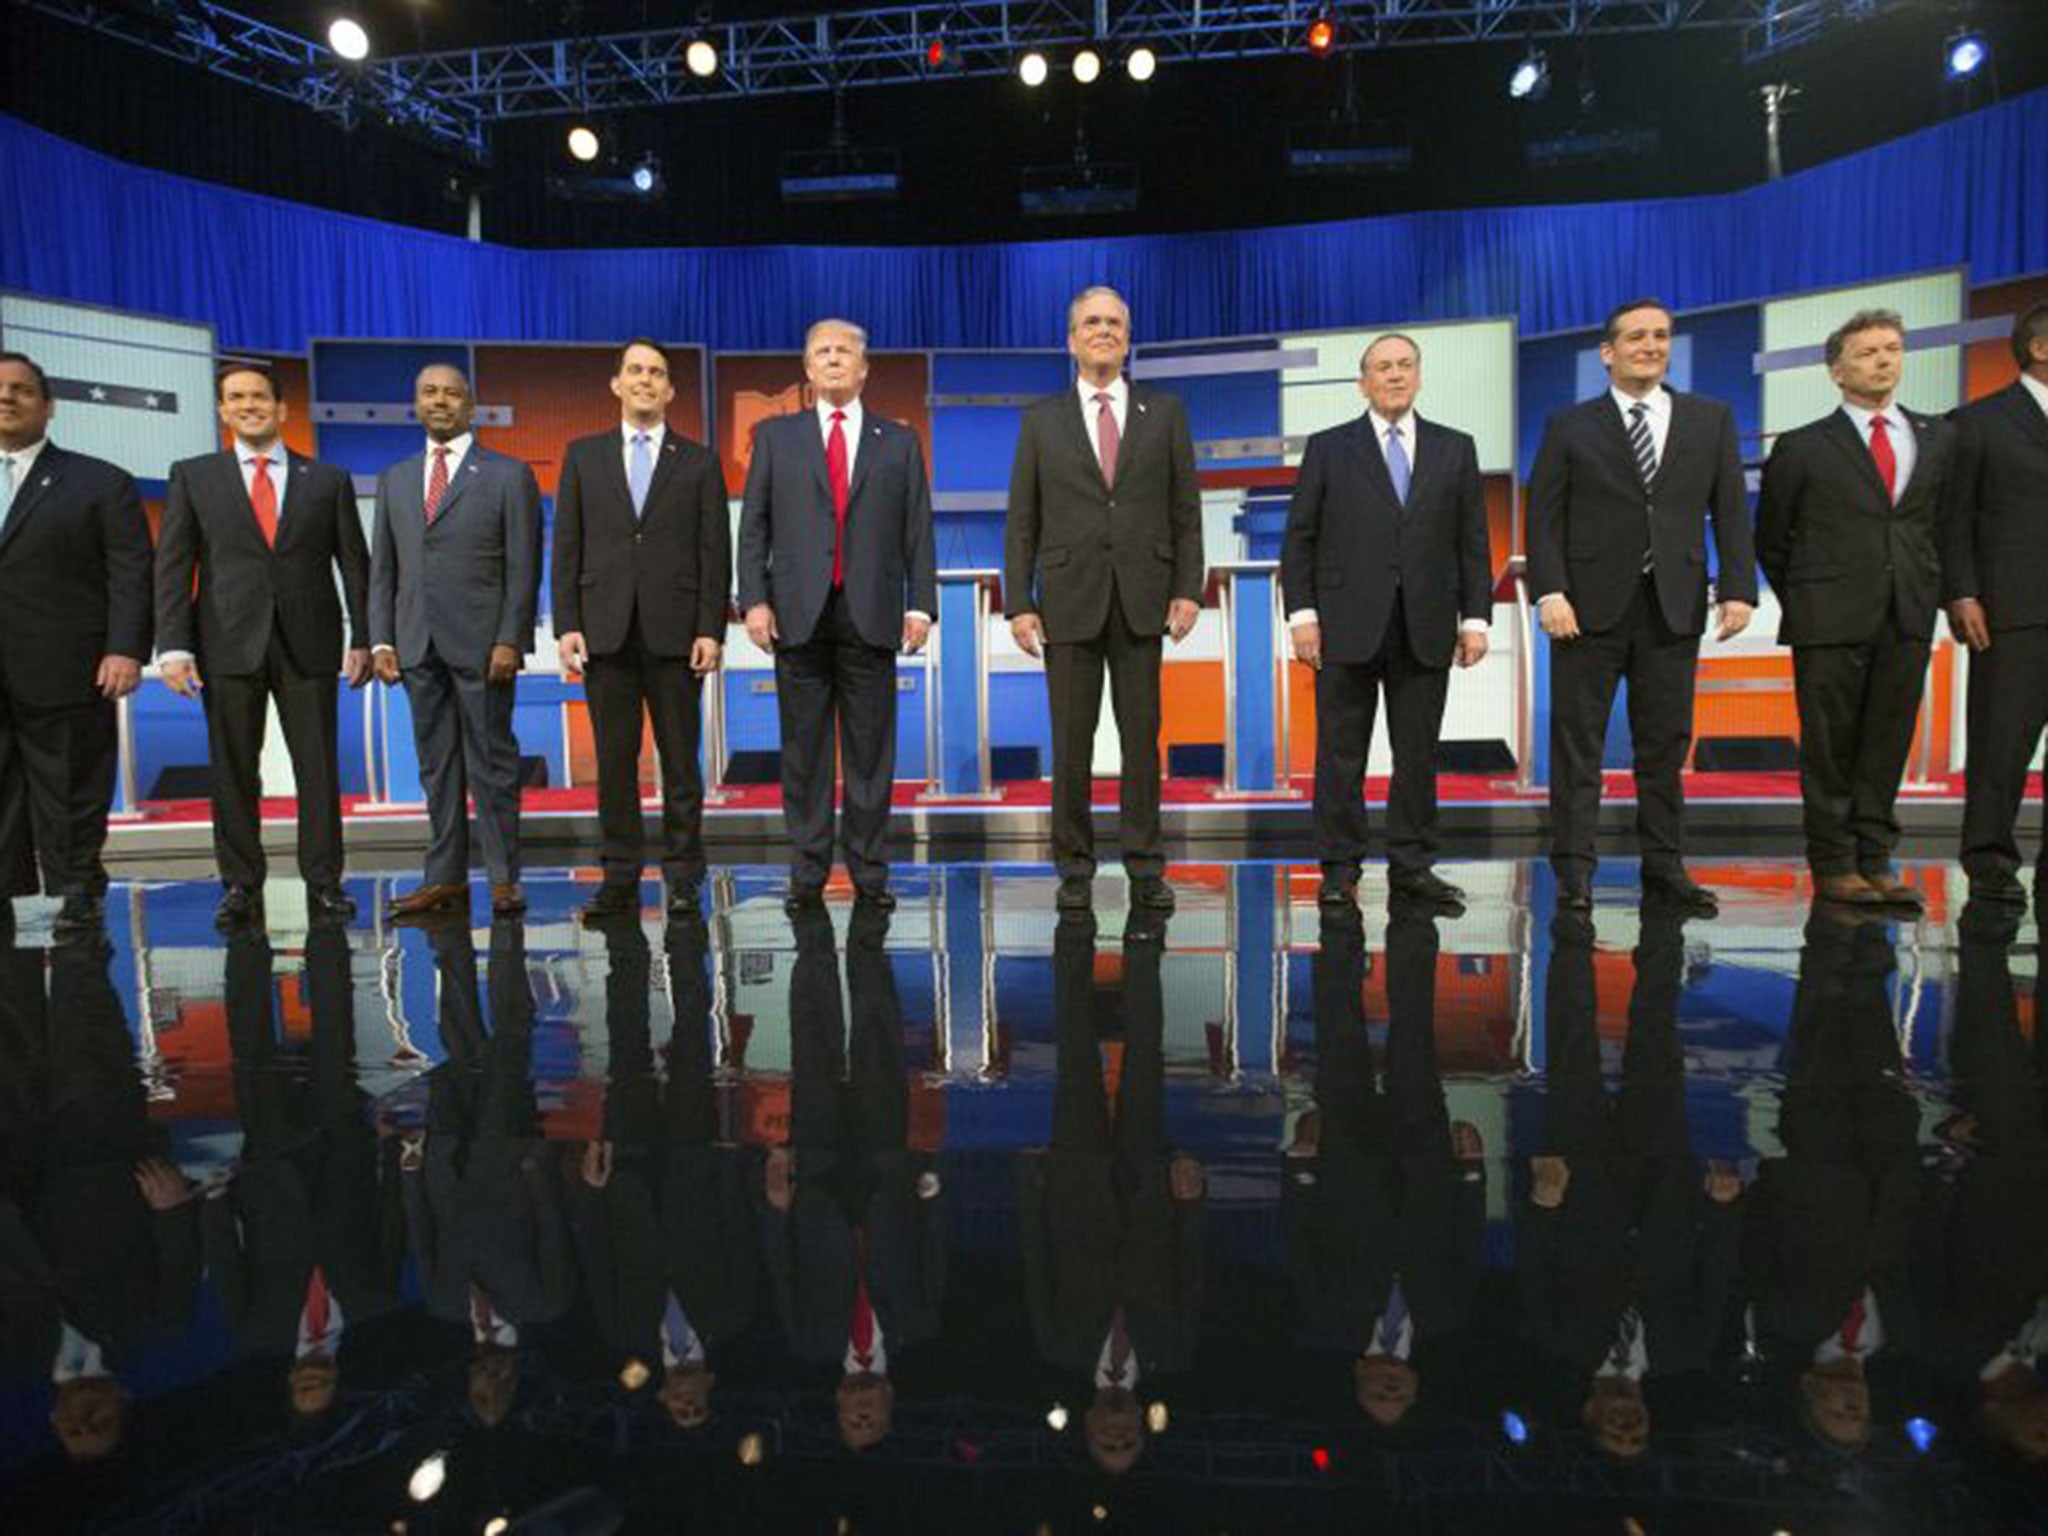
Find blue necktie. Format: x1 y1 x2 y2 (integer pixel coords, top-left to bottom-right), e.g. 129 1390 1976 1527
1385 425 1411 508
1380 1275 1410 1355
629 432 653 519
0 453 16 534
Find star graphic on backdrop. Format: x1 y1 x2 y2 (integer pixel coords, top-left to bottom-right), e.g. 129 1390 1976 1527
144 394 161 409
88 385 107 401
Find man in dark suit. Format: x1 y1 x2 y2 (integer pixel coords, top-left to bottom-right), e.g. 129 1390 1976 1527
369 364 542 920
737 321 934 914
553 340 731 922
1005 287 1204 915
1757 310 1952 910
1282 334 1495 913
155 364 371 929
1527 299 1758 917
0 352 153 937
1943 304 2048 906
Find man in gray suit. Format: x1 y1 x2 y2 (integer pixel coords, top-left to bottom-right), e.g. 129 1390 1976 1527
369 364 542 920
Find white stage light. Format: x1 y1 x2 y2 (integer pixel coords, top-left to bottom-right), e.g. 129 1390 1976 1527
567 125 601 162
686 39 720 78
328 17 370 61
1019 52 1049 88
1073 49 1102 85
1126 48 1158 82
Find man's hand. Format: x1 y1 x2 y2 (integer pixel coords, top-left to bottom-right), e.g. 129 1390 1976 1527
342 649 372 688
744 603 779 652
1010 613 1045 659
1169 1153 1206 1202
373 649 402 685
487 644 520 684
1290 621 1322 670
690 637 723 676
133 1157 196 1211
1452 1121 1484 1162
581 1140 614 1190
1530 1155 1570 1209
1455 630 1490 668
1703 1160 1743 1205
1167 598 1200 644
1949 598 1991 652
558 631 589 679
160 658 203 698
97 655 142 700
1714 599 1754 643
901 614 931 655
1539 595 1581 641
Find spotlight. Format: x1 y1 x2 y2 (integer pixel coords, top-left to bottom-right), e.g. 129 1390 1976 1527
1045 1403 1070 1431
927 37 945 69
1019 51 1049 87
1945 31 1989 80
1501 1409 1530 1445
567 125 601 162
1145 1401 1168 1433
1508 49 1550 101
1310 1445 1332 1472
406 1452 447 1503
1126 47 1157 82
686 38 720 78
327 16 370 61
1073 48 1102 84
1906 1416 1939 1454
630 155 662 195
1306 16 1336 56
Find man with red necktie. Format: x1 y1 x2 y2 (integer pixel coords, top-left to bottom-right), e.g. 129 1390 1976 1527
737 320 935 915
1757 309 1954 909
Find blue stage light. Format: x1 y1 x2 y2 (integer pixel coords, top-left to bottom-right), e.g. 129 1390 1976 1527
1945 33 1988 80
1501 1410 1529 1445
1906 1416 1938 1454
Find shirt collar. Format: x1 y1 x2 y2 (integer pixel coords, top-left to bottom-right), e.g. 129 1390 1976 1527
1610 384 1668 419
1366 407 1415 441
235 438 284 468
622 419 666 446
2 437 48 470
2017 372 2048 417
1839 398 1902 433
426 431 473 460
1078 375 1128 409
816 396 862 431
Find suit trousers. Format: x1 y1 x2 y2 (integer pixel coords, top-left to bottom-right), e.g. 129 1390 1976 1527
585 611 706 887
774 588 898 890
402 648 522 886
204 629 345 890
1548 573 1700 880
1960 623 2048 883
0 661 116 898
1044 583 1165 880
1791 620 1929 876
1312 591 1451 879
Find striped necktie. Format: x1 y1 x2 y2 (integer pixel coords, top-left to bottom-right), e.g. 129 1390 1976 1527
1626 401 1659 486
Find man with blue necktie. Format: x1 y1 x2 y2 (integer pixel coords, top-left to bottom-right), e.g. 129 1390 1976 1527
552 340 731 921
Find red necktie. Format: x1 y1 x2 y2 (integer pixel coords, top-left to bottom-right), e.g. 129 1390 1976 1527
425 445 451 525
469 1283 493 1339
1094 392 1120 486
303 1266 330 1344
249 454 278 548
826 410 850 588
1107 1304 1131 1386
850 1277 876 1370
1839 1295 1866 1356
1869 415 1897 502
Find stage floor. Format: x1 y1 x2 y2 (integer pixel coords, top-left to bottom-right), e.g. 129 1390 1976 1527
2 850 2042 1531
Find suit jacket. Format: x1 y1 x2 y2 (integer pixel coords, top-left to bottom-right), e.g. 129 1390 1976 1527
0 443 153 707
369 443 542 668
1280 412 1493 666
735 408 936 649
1003 384 1203 639
550 426 731 656
1755 406 1953 646
1526 390 1757 636
1940 379 2048 629
155 447 370 676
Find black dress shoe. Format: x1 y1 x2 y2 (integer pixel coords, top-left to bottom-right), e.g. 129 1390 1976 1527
1556 874 1594 913
53 893 105 935
307 885 355 922
1130 875 1177 912
1389 869 1466 909
582 882 639 919
214 885 263 929
1643 869 1719 917
1316 875 1358 910
1056 876 1093 913
855 884 898 912
783 883 825 916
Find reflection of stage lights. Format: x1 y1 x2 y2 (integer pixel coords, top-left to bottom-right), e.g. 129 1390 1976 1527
328 17 370 61
1126 47 1157 82
1508 50 1550 101
1501 1409 1530 1445
686 38 720 78
406 1452 447 1502
567 125 601 162
1073 49 1102 84
1045 1403 1069 1430
1944 31 1988 80
1145 1401 1168 1433
1906 1416 1939 1454
1018 51 1049 87
737 1432 766 1465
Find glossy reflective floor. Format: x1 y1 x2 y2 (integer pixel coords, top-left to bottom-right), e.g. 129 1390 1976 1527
2 854 2044 1533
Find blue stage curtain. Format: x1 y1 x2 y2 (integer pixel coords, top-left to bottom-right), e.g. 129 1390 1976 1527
5 89 2045 354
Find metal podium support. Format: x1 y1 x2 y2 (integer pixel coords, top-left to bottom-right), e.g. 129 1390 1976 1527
919 568 1005 802
1208 559 1302 799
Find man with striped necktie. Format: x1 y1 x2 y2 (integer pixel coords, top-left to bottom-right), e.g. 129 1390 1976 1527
1527 299 1758 917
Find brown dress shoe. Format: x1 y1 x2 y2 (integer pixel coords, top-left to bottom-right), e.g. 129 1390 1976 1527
1814 872 1884 905
388 882 467 920
1861 871 1925 911
492 882 527 915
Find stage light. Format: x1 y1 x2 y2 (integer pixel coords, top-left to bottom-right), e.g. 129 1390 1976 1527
1145 1401 1168 1433
736 1432 766 1466
406 1452 447 1503
1073 49 1102 84
686 38 720 78
1019 51 1049 87
1508 49 1550 101
1306 16 1336 56
1045 1403 1069 1431
567 125 601 162
1906 1416 1939 1454
1945 31 1988 80
327 16 370 61
630 156 662 195
1310 1445 1332 1472
1501 1409 1530 1445
1126 47 1157 82
927 38 946 68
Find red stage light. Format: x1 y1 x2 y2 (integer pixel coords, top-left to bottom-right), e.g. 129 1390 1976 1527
927 38 946 69
1306 18 1336 55
1310 1446 1332 1472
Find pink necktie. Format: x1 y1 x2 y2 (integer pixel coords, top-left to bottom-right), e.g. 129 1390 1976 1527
826 411 850 588
1094 392 1120 486
425 446 450 525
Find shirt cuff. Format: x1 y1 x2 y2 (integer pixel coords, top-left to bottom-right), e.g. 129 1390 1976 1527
1537 592 1566 608
157 650 194 665
372 644 397 656
1287 609 1318 627
1459 619 1490 634
905 610 932 625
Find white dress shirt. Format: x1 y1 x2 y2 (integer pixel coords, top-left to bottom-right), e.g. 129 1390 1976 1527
0 435 50 501
621 419 667 481
2019 371 2048 423
51 1322 105 1384
816 396 863 480
1093 1322 1140 1390
1288 409 1489 633
1364 1305 1415 1362
1839 398 1918 502
296 1283 346 1361
1814 1287 1885 1365
160 437 290 665
423 430 474 497
1077 374 1129 458
843 1310 888 1378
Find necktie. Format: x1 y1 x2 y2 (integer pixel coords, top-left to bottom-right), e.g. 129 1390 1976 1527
249 454 279 548
629 431 653 518
425 445 451 525
0 453 15 534
1107 1305 1132 1386
1626 401 1659 486
1869 414 1898 502
303 1266 331 1348
1385 424 1412 508
1609 1306 1644 1376
826 410 850 588
1094 391 1120 486
1379 1275 1411 1355
1839 1295 1867 1358
849 1272 876 1370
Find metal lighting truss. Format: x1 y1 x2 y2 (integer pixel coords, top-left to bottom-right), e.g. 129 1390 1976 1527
21 0 1905 159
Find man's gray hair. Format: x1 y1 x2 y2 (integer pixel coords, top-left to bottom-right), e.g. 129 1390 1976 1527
1067 286 1132 333
804 318 869 354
